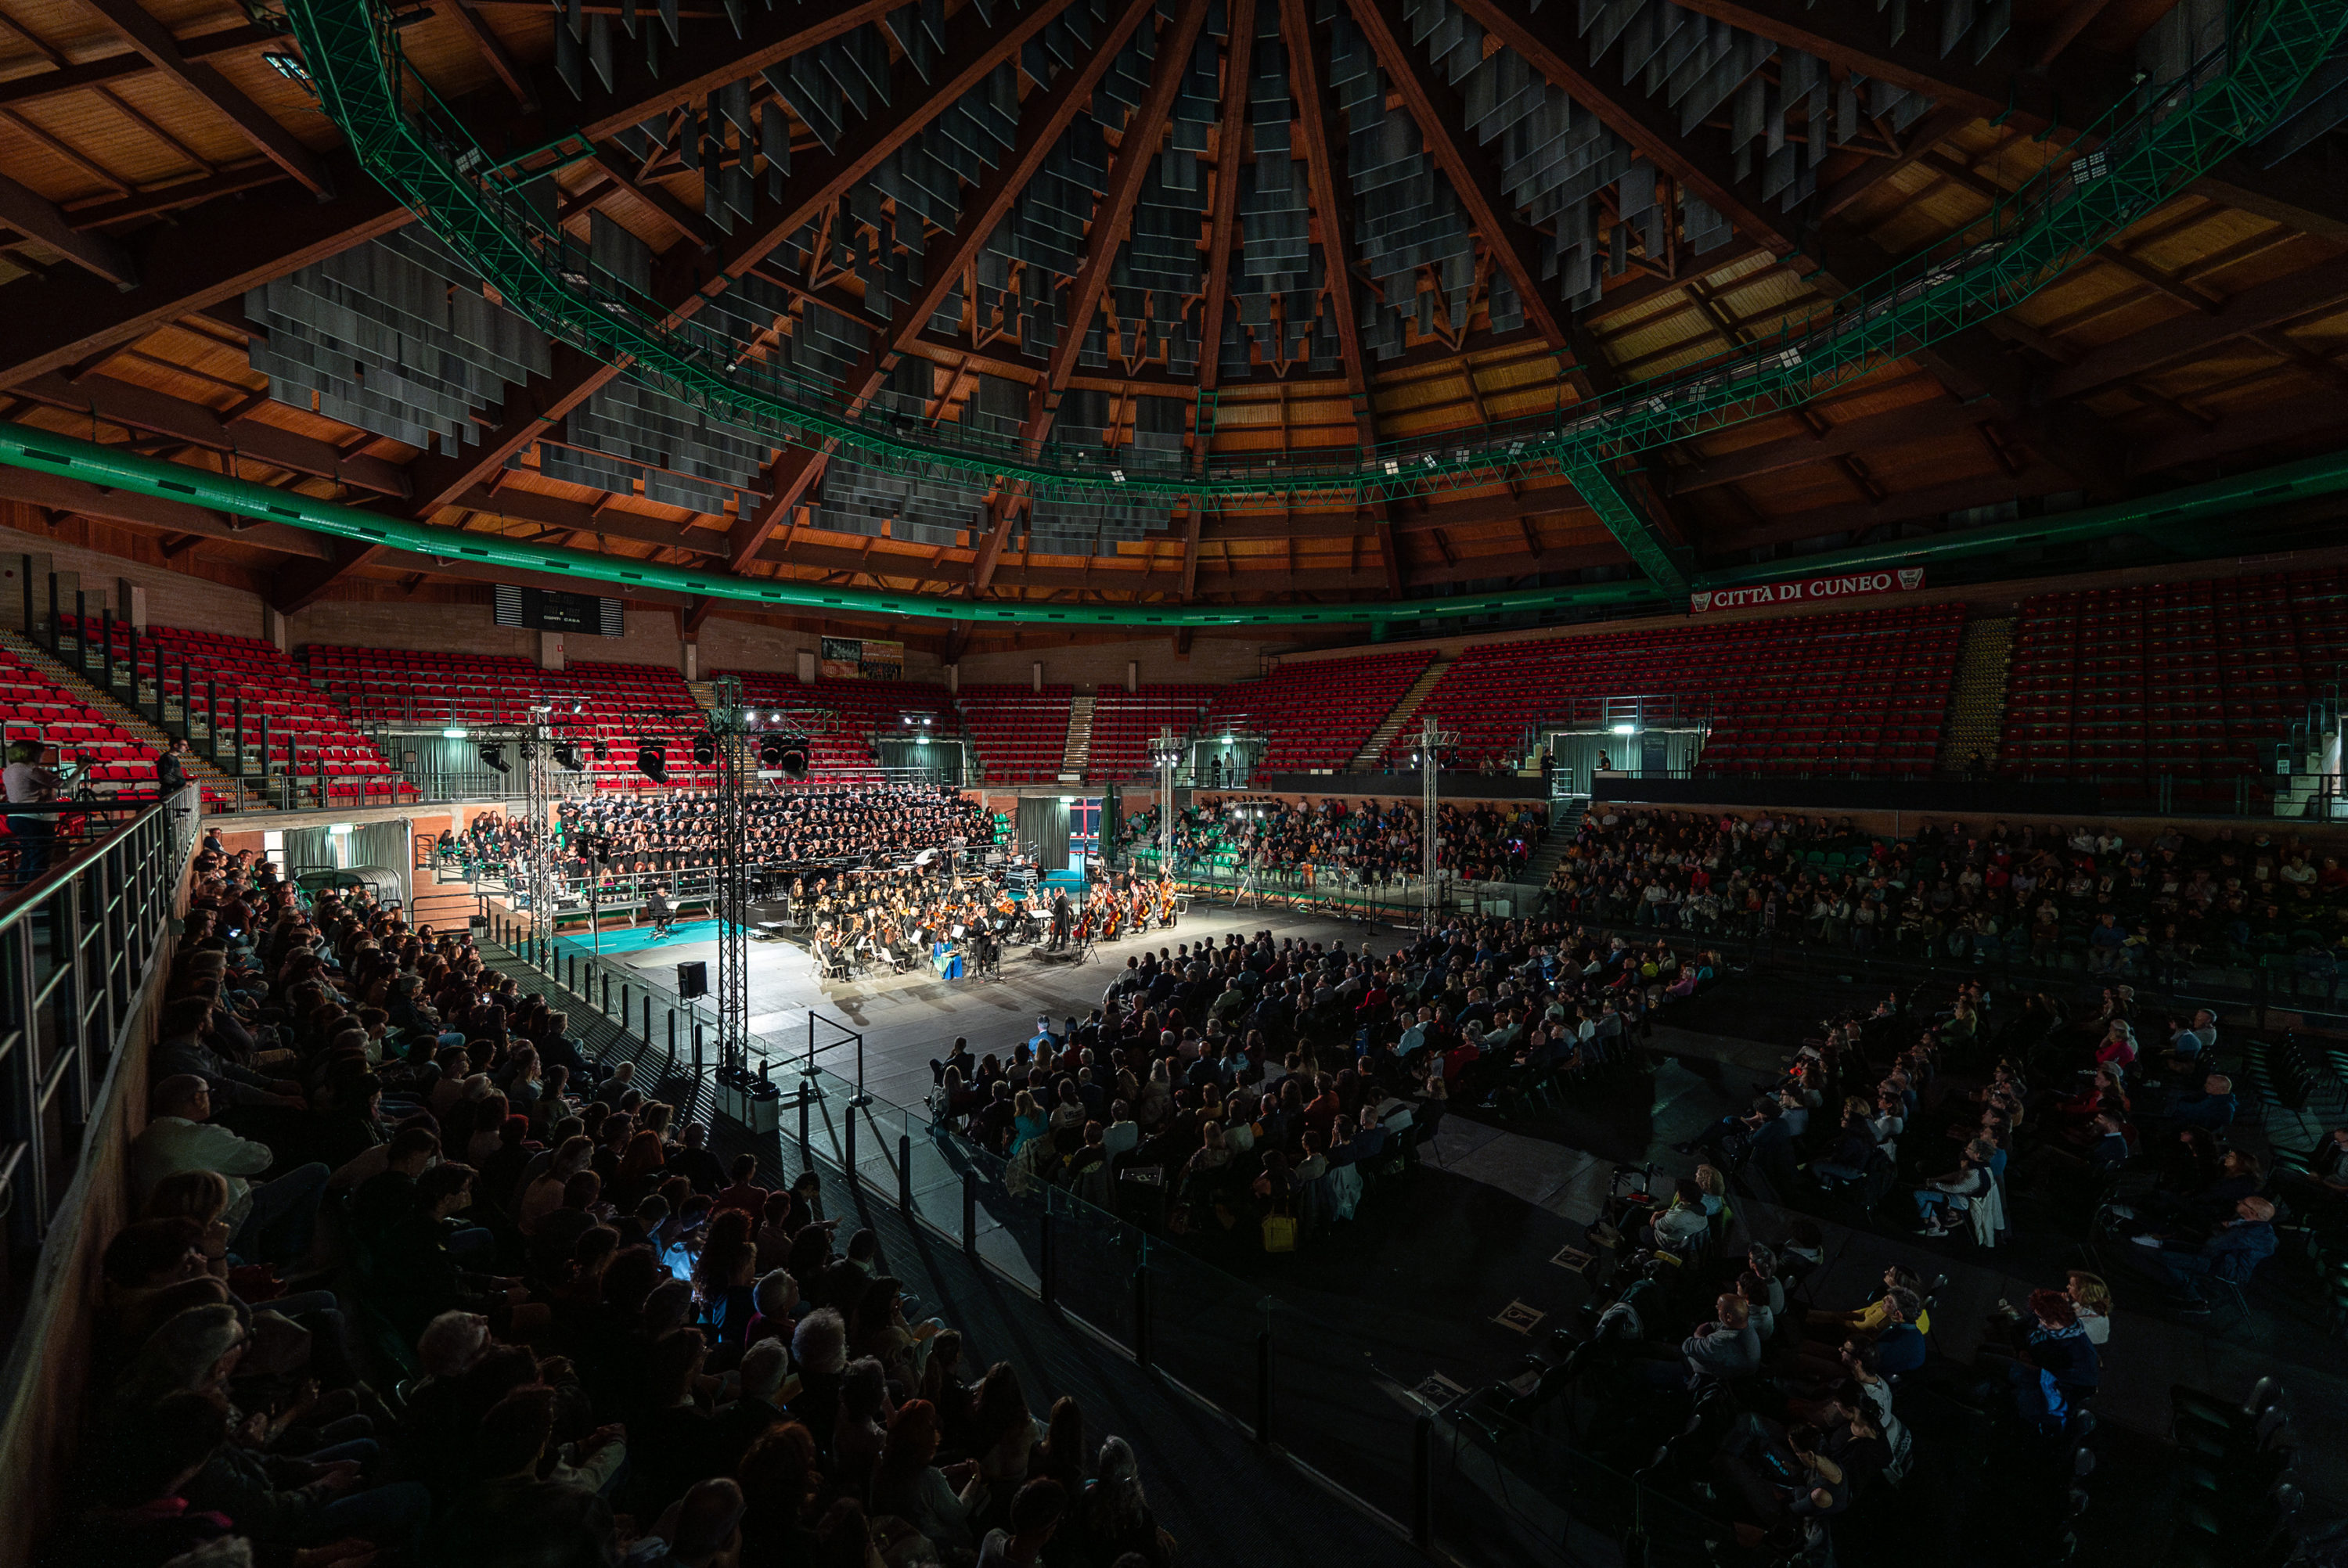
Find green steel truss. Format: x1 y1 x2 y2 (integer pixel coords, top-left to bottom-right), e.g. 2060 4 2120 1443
279 0 2343 514
1565 462 1692 598
9 424 2348 626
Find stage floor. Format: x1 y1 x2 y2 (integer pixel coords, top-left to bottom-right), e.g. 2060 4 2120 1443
580 898 1395 1112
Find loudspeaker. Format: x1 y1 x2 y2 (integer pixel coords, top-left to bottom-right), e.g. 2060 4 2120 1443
676 961 708 998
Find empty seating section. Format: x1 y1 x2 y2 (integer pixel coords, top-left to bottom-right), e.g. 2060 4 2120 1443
539 663 713 789
1199 651 1434 771
306 645 541 727
1998 570 2348 783
960 685 1074 782
303 647 710 790
67 617 405 794
1420 605 1966 776
0 644 159 788
724 671 956 777
1087 685 1215 778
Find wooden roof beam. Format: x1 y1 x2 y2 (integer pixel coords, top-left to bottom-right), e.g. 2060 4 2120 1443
2042 253 2348 401
1027 0 1215 448
416 0 1085 566
444 0 538 113
1448 0 1797 256
1662 0 2101 128
0 160 409 390
1194 0 1257 401
1339 0 1567 351
0 23 279 111
80 0 333 196
0 168 137 287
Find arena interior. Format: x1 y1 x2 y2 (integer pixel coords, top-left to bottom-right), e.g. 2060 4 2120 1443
4 1 2348 1565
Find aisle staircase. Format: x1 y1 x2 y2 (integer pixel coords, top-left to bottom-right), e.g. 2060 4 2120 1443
1350 659 1452 771
1 628 242 790
1058 693 1095 783
1936 615 2015 776
1513 811 1578 888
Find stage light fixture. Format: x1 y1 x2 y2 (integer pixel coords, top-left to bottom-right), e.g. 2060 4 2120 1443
691 730 718 765
478 743 508 774
553 743 585 771
636 739 668 784
776 738 809 780
592 740 609 761
758 734 787 769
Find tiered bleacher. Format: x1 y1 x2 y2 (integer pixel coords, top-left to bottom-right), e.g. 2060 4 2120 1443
68 617 407 797
0 641 160 789
724 671 956 777
1198 649 1435 771
304 646 711 790
1417 604 1965 775
1085 683 1214 779
1998 568 2348 786
959 683 1073 782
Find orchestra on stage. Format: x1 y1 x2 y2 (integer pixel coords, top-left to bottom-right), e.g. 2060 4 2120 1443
806 865 1179 984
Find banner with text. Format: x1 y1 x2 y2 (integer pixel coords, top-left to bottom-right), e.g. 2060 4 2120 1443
1689 567 1926 616
819 636 906 680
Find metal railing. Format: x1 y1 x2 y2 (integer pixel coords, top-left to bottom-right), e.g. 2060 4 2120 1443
0 793 197 1271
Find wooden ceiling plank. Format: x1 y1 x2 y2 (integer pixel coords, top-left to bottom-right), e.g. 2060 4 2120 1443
80 0 333 196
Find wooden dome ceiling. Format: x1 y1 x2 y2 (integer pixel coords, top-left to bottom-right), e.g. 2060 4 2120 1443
0 0 2344 631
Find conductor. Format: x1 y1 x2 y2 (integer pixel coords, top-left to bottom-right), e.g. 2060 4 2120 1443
646 885 675 940
1048 889 1072 951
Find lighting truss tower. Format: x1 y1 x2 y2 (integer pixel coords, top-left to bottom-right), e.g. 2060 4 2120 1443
1152 726 1179 876
521 707 557 956
1417 714 1457 933
711 674 751 1077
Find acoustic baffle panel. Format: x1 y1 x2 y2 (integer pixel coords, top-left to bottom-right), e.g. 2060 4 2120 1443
245 235 551 452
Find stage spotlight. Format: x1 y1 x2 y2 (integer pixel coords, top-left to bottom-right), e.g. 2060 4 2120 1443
758 734 787 769
776 741 808 780
592 739 609 761
553 743 585 772
691 730 718 765
478 743 508 775
636 739 668 784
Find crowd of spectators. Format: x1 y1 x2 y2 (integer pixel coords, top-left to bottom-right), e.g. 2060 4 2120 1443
1121 796 1544 886
926 907 1729 1249
1544 807 2348 989
60 829 1180 1568
1513 959 2294 1563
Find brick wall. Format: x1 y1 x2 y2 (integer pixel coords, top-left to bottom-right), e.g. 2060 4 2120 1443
286 601 690 671
954 636 1269 689
2 530 272 638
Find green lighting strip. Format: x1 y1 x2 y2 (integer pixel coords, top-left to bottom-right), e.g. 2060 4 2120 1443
279 0 2342 509
8 426 2346 624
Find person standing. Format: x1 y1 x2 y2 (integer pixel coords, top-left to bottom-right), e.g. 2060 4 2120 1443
4 738 63 883
156 735 192 796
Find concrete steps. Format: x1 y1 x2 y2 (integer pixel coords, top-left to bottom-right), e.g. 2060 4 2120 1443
1058 693 1095 783
1936 615 2014 777
1350 660 1452 771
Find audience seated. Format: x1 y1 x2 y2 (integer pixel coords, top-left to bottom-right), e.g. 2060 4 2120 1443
51 836 1187 1568
1546 805 2348 979
1125 795 1545 886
